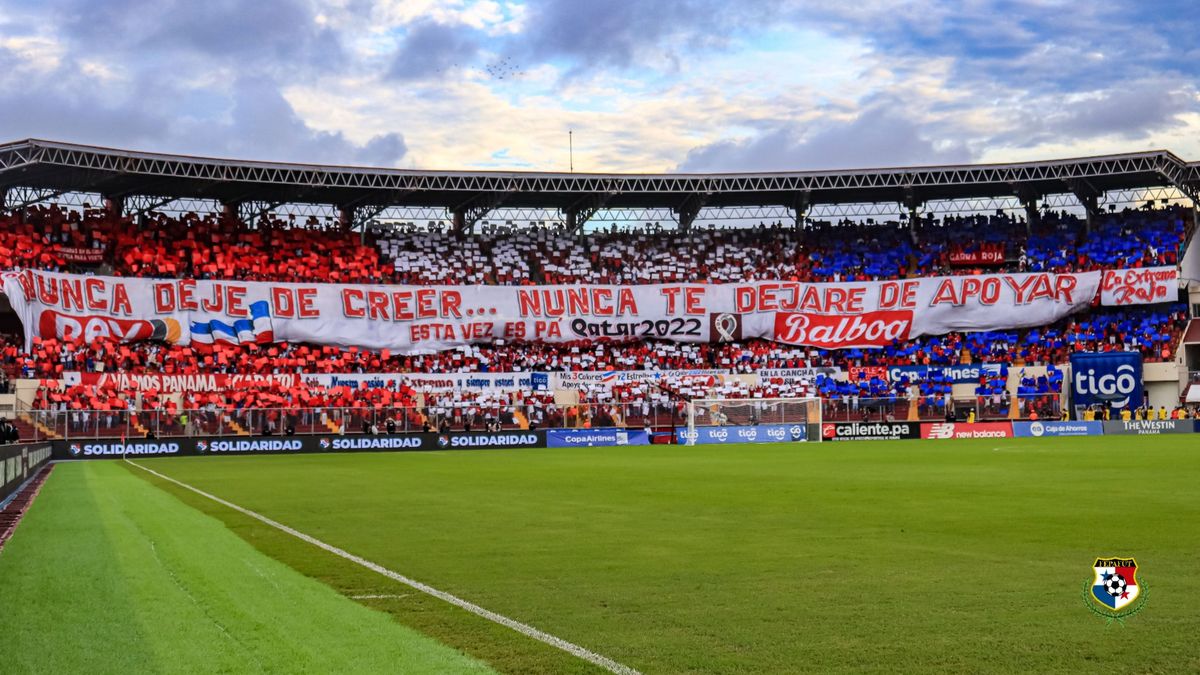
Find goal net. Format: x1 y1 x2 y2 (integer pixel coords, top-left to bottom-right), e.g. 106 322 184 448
684 397 822 445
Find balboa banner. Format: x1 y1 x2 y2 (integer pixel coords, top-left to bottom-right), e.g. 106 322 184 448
52 430 549 459
1013 421 1104 437
676 423 808 445
4 268 1151 354
546 428 650 447
921 422 1013 439
1102 420 1191 435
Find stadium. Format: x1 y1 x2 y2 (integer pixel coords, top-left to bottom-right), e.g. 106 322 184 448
2 5 1200 670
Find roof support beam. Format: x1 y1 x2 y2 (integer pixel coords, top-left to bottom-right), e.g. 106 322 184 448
6 187 66 210
452 190 513 234
675 193 707 232
126 194 179 218
564 192 614 234
790 190 811 229
1065 178 1101 233
350 204 390 243
1010 183 1042 233
238 200 285 226
902 187 923 225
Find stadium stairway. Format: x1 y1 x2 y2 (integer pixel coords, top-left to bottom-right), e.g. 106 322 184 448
513 410 530 429
226 418 251 437
1179 319 1200 403
16 414 59 441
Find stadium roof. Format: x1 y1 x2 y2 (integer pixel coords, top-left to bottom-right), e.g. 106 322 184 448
1 139 1196 227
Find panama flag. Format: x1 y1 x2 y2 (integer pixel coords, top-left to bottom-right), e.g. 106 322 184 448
190 300 274 349
1091 557 1139 610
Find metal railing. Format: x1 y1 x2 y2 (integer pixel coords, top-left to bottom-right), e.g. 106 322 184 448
14 393 1066 442
15 402 696 442
821 393 1062 423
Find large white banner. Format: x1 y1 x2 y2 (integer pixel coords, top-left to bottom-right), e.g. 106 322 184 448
2 267 1165 354
61 371 542 392
552 369 733 391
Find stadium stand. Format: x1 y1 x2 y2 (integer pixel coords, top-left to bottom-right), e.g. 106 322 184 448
0 195 1191 435
1 204 1185 284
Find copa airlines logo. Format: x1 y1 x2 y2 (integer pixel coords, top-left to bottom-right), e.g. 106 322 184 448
773 311 912 348
1074 364 1138 407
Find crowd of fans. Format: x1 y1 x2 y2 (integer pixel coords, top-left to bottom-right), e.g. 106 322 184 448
1 204 1186 285
0 203 1192 431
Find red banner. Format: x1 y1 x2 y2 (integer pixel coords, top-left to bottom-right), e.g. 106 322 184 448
921 422 1013 439
847 366 889 382
948 246 1005 266
1100 267 1177 306
63 372 300 393
773 310 914 348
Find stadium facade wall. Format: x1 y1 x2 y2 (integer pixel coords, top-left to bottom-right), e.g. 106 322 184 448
0 443 52 506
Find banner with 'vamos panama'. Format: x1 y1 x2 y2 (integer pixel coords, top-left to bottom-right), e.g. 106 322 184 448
0 267 1175 354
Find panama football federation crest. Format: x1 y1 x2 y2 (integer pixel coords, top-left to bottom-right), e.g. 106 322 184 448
1083 557 1147 623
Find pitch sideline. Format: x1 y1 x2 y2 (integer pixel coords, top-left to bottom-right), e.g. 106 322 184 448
124 459 640 675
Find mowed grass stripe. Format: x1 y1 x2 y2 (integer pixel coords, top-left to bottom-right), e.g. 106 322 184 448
0 461 495 674
126 458 641 675
134 439 1200 674
132 459 611 675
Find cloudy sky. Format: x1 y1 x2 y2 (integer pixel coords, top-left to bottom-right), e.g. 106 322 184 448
1 0 1197 173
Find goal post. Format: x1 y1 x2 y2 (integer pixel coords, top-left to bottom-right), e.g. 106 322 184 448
684 397 823 445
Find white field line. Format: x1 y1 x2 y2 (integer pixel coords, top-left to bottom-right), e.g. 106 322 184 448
124 459 640 675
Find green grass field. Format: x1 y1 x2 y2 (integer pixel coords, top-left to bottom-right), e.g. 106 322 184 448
3 437 1200 673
